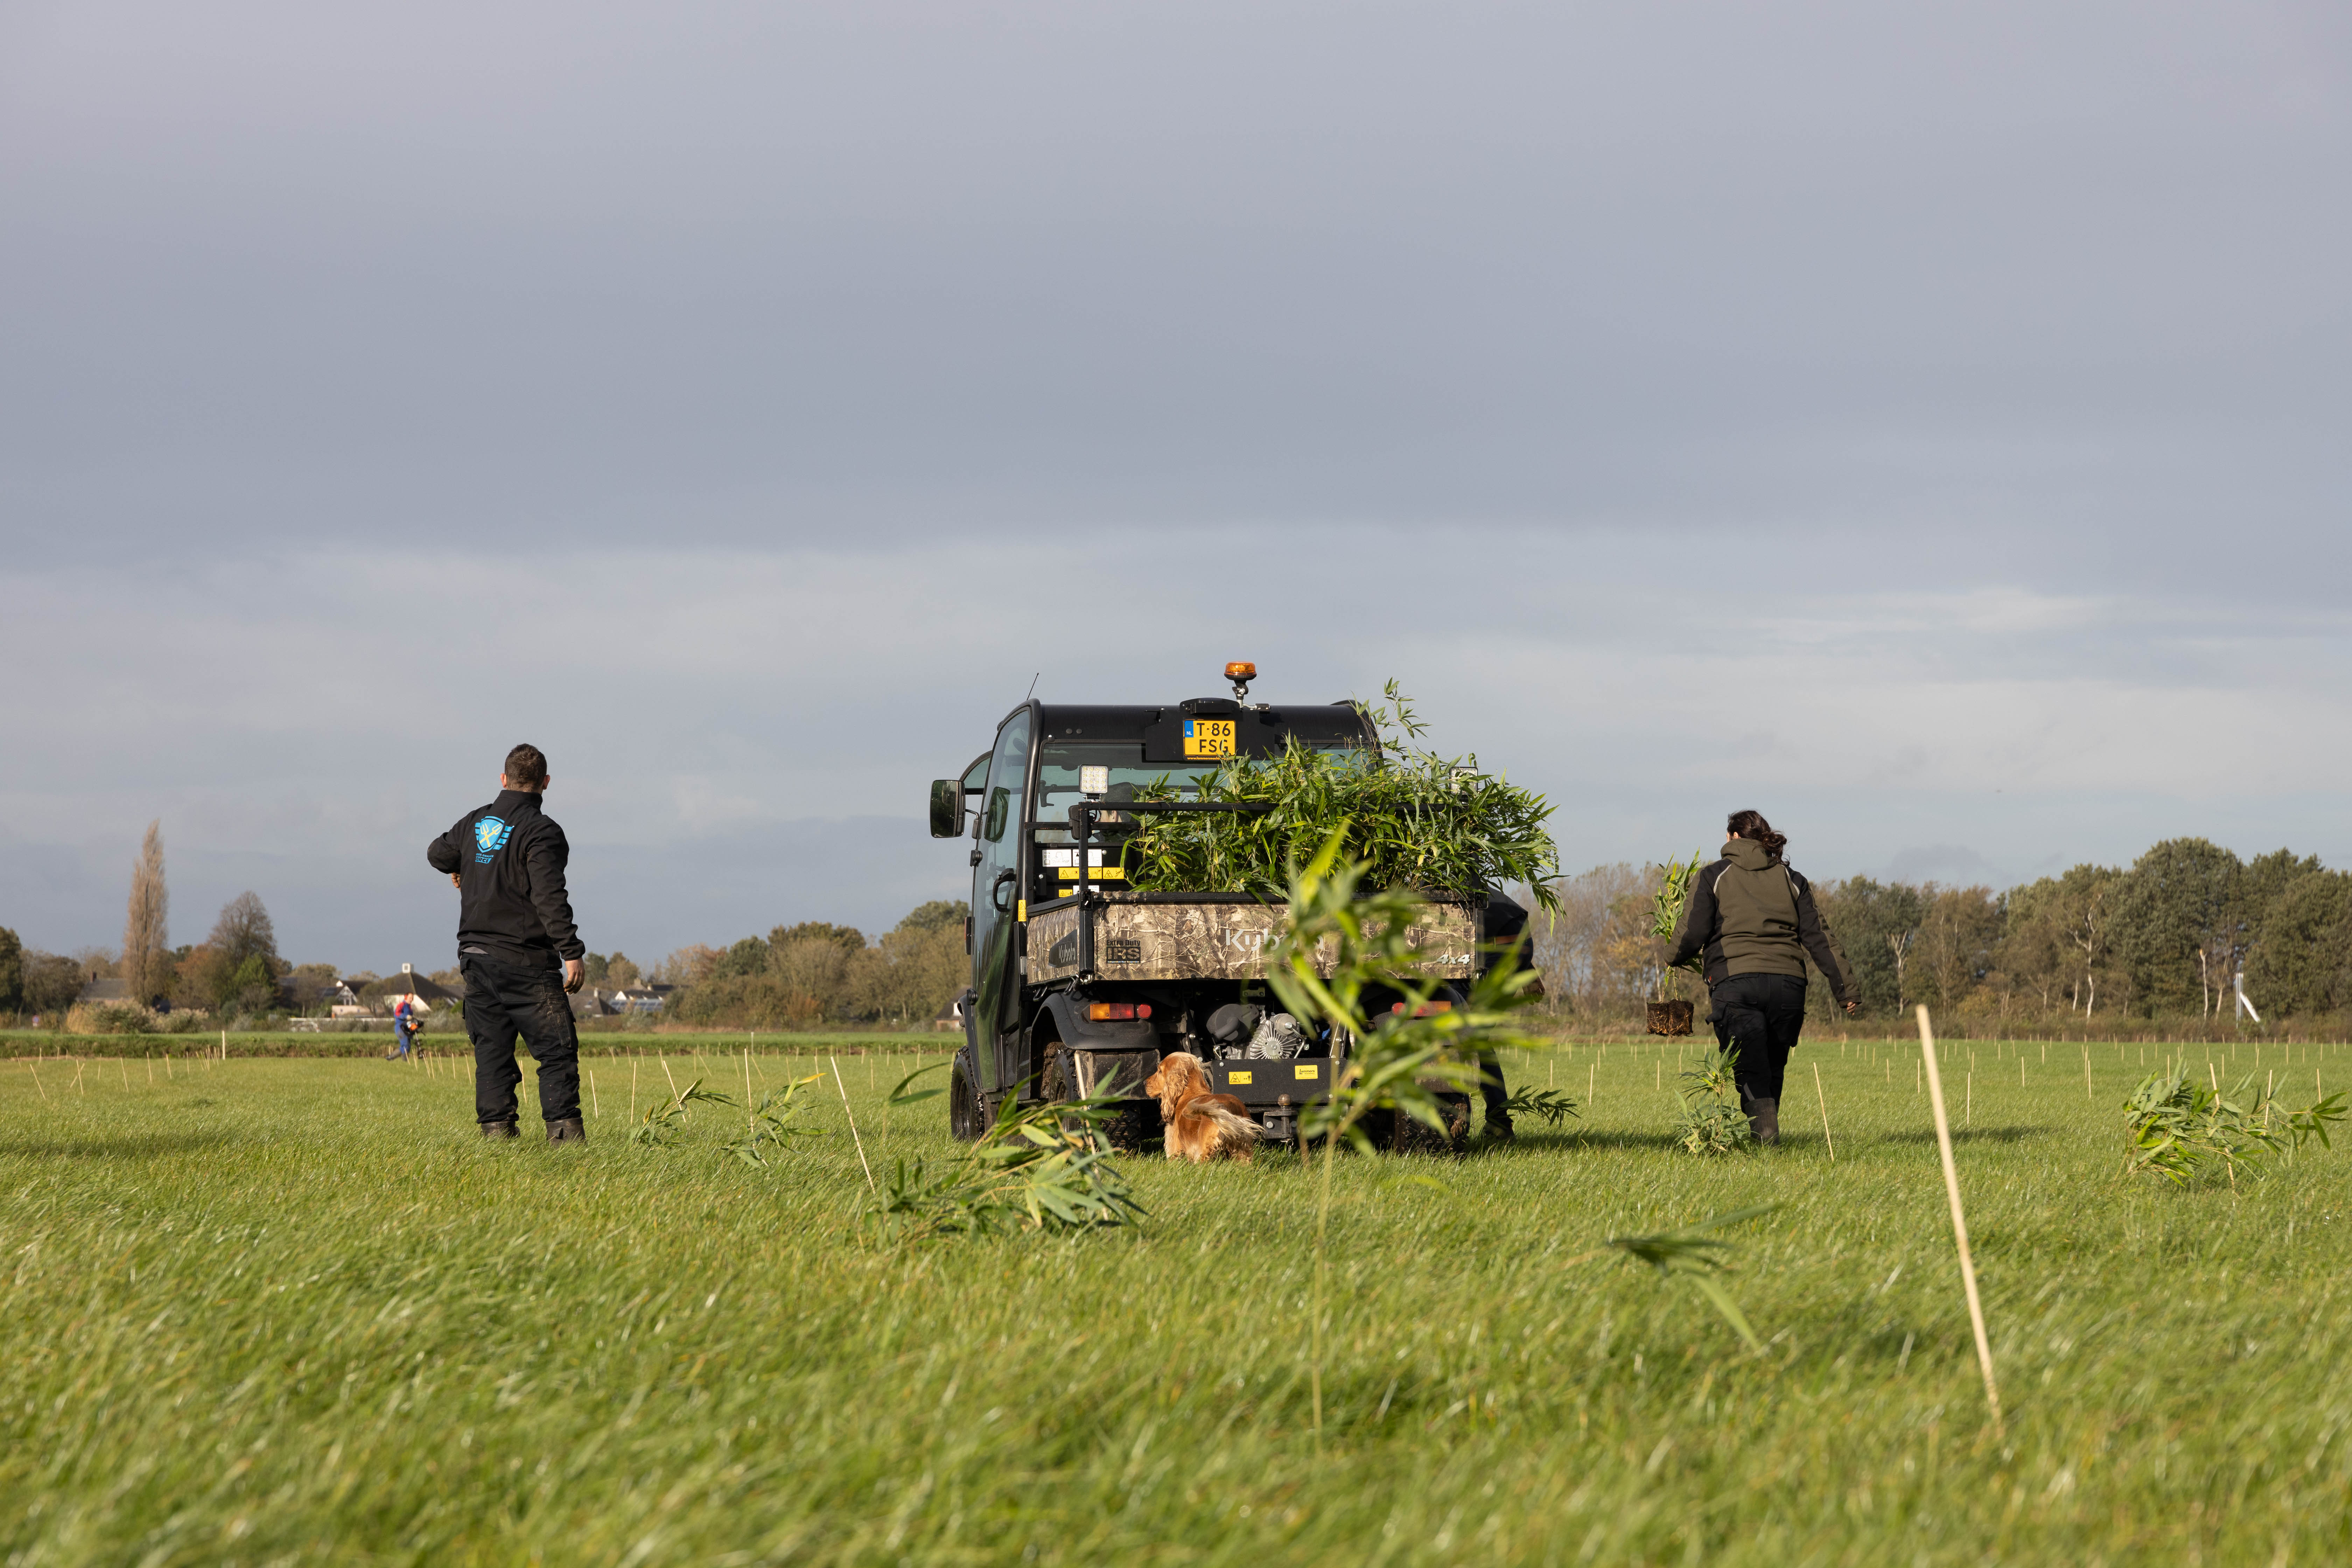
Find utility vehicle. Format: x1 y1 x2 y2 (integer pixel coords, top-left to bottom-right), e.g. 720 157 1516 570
927 663 1480 1149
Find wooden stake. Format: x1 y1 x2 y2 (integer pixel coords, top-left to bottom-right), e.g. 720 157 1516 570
630 1058 639 1123
589 1069 601 1119
28 1064 49 1103
1812 1061 1835 1162
1917 1006 2003 1437
830 1055 876 1192
661 1056 680 1101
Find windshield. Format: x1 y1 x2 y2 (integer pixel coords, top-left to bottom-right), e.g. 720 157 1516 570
1031 739 1366 839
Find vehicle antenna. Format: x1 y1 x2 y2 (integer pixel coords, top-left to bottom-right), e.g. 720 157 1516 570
1023 671 1039 702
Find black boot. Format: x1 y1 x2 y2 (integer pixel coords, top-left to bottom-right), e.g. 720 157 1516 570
547 1118 587 1144
479 1120 519 1140
1749 1097 1780 1146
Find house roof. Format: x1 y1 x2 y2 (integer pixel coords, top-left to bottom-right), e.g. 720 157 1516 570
77 978 131 1004
371 968 458 1003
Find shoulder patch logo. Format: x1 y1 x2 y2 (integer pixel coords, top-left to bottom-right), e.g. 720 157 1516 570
474 816 515 862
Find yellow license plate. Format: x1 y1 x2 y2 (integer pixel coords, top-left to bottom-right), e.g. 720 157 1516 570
1183 719 1237 758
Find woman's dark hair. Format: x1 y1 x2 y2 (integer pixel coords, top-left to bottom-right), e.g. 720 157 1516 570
1726 809 1788 860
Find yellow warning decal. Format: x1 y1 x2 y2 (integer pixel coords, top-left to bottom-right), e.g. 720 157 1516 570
1294 1064 1320 1080
1016 899 1026 922
1227 1070 1253 1085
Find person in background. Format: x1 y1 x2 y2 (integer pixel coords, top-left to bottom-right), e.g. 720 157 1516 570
427 743 590 1142
389 995 416 1060
1666 809 1858 1145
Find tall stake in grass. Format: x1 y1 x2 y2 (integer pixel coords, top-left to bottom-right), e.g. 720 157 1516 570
1917 1005 2003 1437
28 1064 49 1104
589 1069 600 1118
830 1056 876 1192
1812 1062 1835 1162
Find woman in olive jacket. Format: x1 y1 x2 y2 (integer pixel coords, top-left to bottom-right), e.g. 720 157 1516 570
1666 810 1859 1144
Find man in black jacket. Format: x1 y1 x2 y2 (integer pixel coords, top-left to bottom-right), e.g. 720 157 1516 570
427 743 590 1141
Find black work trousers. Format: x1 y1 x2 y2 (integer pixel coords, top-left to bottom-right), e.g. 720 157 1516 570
1709 972 1808 1105
1475 1047 1512 1131
462 955 582 1126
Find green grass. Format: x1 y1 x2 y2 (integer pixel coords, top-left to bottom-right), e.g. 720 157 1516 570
3 1032 2348 1564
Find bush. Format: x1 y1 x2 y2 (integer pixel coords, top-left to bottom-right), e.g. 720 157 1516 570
65 1004 152 1035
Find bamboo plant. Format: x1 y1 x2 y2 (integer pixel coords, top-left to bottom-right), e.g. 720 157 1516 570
1122 683 1560 910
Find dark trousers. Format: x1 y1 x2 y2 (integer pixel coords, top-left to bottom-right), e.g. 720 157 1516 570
462 956 582 1125
1475 1047 1511 1130
1710 972 1807 1105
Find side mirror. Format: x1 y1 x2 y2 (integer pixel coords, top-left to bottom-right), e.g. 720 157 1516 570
929 778 966 839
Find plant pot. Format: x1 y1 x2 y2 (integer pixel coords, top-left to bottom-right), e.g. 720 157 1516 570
1646 1000 1694 1037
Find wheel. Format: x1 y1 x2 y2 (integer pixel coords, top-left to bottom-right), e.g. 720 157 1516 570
949 1054 985 1141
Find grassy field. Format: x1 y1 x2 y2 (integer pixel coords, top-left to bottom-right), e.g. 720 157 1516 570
3 1031 2348 1564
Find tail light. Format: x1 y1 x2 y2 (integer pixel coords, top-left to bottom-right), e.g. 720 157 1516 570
1087 1002 1153 1021
1389 999 1454 1018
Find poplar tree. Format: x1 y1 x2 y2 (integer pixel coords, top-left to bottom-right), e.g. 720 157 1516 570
121 820 169 1006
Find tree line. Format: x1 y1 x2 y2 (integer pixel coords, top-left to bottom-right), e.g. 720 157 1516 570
648 902 967 1029
1533 837 2352 1035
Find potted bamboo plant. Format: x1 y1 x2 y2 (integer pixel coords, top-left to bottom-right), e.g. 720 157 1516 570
1646 851 1704 1036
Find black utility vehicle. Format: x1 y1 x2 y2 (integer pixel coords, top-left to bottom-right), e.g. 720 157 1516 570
928 664 1479 1148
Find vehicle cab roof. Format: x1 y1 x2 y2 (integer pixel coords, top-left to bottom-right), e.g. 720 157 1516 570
1034 699 1376 761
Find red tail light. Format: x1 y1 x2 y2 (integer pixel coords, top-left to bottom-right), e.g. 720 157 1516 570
1087 1002 1152 1021
1388 999 1454 1018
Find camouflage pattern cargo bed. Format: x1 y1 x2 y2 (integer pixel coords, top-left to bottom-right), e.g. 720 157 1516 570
1026 893 1477 985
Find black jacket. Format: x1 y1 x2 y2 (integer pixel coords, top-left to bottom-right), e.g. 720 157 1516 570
1666 839 1856 1003
426 790 586 967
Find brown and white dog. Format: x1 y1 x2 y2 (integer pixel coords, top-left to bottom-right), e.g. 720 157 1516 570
1143 1051 1262 1163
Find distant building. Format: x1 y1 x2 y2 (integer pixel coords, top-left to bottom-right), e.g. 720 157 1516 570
325 981 372 1018
614 985 670 1015
372 964 458 1014
76 978 132 1006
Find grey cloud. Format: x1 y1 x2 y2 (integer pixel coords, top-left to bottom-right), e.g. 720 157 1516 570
1 2 2346 964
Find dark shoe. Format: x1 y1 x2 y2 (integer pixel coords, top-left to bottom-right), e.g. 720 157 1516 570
479 1120 520 1139
1483 1119 1517 1143
1750 1097 1781 1146
547 1118 587 1144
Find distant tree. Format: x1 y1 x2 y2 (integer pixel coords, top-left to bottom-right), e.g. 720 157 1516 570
582 952 611 983
208 892 280 974
121 821 170 1007
0 926 21 1013
20 951 84 1017
715 936 770 980
653 945 723 985
604 952 642 987
198 892 282 1011
221 954 279 1017
898 901 965 934
1811 879 1923 1016
2115 839 2245 1018
2244 869 2352 1019
1914 885 2002 1013
284 963 341 1012
769 922 866 953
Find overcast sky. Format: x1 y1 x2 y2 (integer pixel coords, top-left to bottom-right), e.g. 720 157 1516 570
3 1 2346 971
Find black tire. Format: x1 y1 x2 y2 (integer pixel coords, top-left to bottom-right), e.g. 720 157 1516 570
949 1055 985 1141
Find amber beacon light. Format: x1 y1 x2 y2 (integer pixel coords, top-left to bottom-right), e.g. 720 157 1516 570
1225 661 1258 699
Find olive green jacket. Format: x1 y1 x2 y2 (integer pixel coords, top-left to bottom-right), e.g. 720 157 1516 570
1666 838 1857 1002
